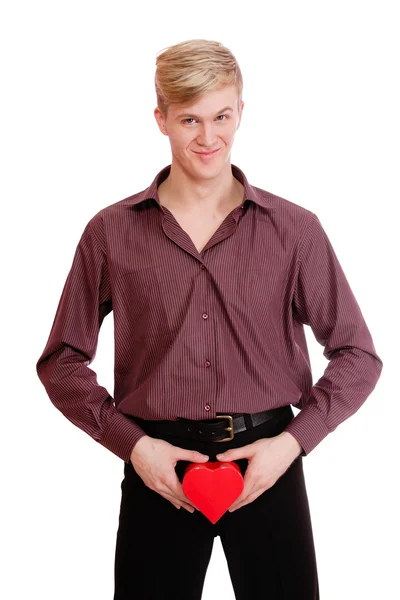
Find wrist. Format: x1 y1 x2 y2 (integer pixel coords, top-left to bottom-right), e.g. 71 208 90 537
275 431 303 460
130 434 152 460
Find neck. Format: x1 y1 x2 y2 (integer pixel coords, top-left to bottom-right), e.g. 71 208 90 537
158 160 244 214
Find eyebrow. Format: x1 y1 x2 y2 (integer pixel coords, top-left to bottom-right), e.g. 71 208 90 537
176 106 234 119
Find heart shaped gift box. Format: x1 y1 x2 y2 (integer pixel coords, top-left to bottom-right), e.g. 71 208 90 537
182 461 244 524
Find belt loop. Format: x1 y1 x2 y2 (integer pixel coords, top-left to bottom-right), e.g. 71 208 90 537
243 413 254 430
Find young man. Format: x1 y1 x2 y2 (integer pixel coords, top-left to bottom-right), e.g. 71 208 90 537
36 39 383 599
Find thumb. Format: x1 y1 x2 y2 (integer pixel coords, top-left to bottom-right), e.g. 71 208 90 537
216 447 249 461
180 448 209 462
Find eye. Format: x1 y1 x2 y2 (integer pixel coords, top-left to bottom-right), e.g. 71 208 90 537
182 115 228 125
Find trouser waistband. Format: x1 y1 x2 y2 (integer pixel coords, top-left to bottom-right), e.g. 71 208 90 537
134 405 292 442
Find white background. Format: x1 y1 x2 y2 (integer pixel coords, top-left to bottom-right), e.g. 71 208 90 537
1 1 398 598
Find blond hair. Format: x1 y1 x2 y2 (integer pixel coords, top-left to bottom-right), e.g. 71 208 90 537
155 39 243 117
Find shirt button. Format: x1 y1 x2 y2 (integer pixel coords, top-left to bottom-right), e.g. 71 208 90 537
204 404 211 411
202 313 209 319
200 264 206 270
205 360 211 367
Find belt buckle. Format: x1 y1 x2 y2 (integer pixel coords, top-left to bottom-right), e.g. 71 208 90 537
214 415 234 442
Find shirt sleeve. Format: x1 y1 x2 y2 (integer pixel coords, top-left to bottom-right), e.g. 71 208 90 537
283 212 383 455
35 215 147 462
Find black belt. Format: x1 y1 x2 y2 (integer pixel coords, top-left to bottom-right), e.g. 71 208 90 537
134 406 291 442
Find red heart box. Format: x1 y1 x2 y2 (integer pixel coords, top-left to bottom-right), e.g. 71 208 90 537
182 461 244 524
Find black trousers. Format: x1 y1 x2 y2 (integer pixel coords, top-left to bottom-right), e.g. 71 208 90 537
113 406 320 599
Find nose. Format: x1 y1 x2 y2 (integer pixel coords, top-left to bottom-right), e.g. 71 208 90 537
197 122 218 148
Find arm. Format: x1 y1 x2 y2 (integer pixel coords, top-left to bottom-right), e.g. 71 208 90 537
283 212 383 455
36 215 146 462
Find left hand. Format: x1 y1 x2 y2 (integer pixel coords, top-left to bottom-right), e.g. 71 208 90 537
216 433 302 512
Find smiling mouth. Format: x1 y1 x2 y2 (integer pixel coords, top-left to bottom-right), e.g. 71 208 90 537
194 148 221 156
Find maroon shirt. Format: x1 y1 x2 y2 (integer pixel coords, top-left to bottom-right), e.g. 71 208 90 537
36 164 383 462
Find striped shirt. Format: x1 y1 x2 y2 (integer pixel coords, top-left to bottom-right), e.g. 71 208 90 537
36 163 383 462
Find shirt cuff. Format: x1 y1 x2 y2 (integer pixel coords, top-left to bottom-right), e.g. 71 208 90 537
100 411 148 462
282 407 331 456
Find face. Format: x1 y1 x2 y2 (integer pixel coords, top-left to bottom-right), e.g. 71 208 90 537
154 84 244 180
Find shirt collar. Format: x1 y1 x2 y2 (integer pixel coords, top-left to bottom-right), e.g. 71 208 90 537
125 163 275 210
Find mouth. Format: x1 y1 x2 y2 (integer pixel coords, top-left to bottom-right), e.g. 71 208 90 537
193 148 221 157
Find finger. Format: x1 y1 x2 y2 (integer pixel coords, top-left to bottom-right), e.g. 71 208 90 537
164 474 198 509
229 497 247 512
165 496 182 510
147 471 195 511
229 480 260 511
247 487 268 504
230 488 265 511
160 492 194 513
216 443 255 461
176 448 209 463
152 466 198 510
235 477 257 506
160 491 195 512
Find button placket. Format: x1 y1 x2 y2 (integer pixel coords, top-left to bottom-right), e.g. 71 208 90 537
199 261 212 413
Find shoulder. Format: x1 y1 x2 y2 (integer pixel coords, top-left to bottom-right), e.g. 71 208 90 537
251 184 318 240
83 189 148 241
254 184 315 218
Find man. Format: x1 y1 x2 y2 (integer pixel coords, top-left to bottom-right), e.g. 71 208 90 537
36 39 383 599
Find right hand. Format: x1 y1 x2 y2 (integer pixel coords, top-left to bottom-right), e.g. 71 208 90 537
129 435 209 513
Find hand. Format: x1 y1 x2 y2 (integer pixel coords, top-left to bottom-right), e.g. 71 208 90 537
216 432 302 512
130 435 209 513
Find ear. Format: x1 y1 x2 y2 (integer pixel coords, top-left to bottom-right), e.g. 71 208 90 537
236 101 245 130
154 107 168 136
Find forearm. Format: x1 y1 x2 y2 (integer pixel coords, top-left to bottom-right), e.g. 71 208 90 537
36 345 146 462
